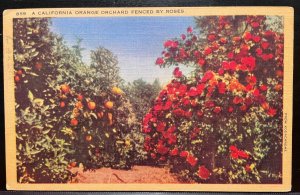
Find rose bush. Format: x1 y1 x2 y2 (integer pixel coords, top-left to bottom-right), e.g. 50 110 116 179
144 16 283 183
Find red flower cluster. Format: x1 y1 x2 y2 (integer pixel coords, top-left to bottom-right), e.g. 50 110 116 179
198 166 211 180
229 145 249 159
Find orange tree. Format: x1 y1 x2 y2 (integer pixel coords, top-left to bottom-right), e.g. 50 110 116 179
143 16 283 183
66 47 139 170
14 18 141 183
14 18 74 183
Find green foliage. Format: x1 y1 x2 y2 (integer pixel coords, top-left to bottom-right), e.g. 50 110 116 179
14 18 73 183
125 78 161 121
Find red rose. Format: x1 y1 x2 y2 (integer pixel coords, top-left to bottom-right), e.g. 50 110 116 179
244 97 253 106
245 164 251 172
240 104 247 112
231 152 239 159
164 40 178 48
182 98 190 106
180 151 189 158
155 57 164 65
198 166 211 180
175 84 188 96
187 87 198 97
164 52 171 58
218 68 225 75
196 83 205 95
187 155 198 167
251 21 260 28
233 96 243 104
159 156 166 161
185 111 193 118
252 36 261 43
167 134 177 145
163 100 172 110
172 108 185 117
220 37 227 44
207 34 217 42
179 48 188 59
261 41 270 50
157 121 166 132
204 47 212 55
244 32 252 41
201 71 214 83
151 153 156 159
181 34 186 40
256 48 263 55
227 52 234 59
193 50 201 58
252 89 260 97
267 107 277 117
170 148 179 156
173 67 183 78
205 100 215 108
246 75 257 85
229 145 238 152
264 30 275 38
218 82 226 94
197 110 204 117
245 84 253 91
197 58 206 66
156 143 169 155
167 125 176 133
213 106 222 114
187 26 193 33
154 104 163 111
238 150 249 159
241 56 256 71
260 85 268 91
233 36 241 42
228 106 234 113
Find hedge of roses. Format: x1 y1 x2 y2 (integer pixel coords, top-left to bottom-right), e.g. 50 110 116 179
143 16 283 183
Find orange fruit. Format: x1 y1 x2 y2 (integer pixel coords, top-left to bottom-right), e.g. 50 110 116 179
97 111 104 119
88 101 96 110
75 101 83 109
107 112 113 120
14 75 20 82
86 135 92 141
60 101 65 108
112 87 123 95
70 118 78 126
61 84 70 94
69 161 77 167
35 62 43 71
104 101 114 109
274 84 283 91
107 113 113 126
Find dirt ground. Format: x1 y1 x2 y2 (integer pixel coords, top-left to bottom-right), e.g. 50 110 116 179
70 165 188 183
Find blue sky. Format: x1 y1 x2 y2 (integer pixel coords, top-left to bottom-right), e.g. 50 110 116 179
50 17 196 84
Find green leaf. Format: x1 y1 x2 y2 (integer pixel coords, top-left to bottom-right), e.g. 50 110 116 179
28 90 34 101
33 98 44 107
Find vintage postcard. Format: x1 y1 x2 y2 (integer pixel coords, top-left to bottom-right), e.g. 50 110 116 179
3 7 293 191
